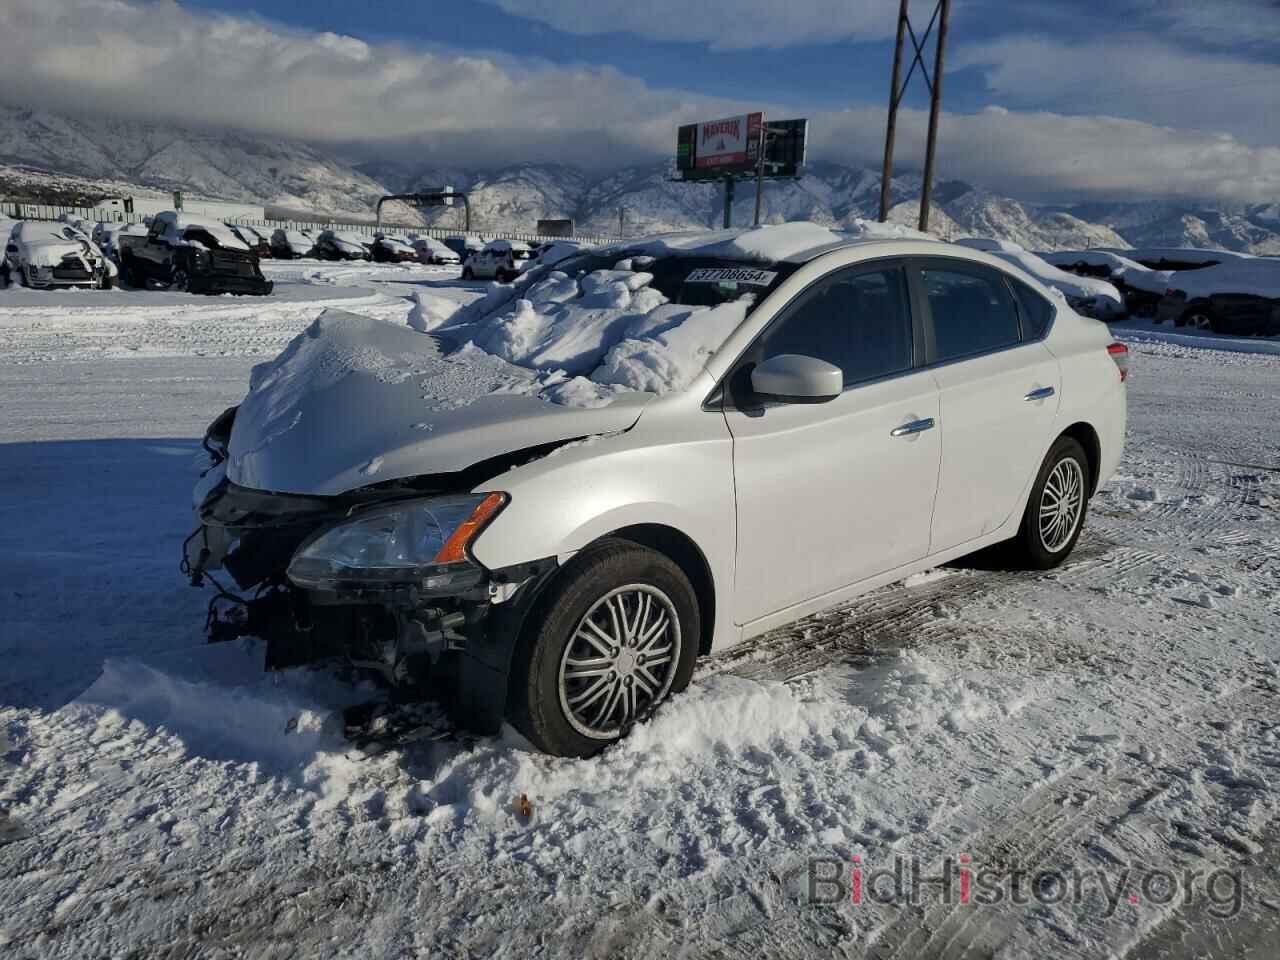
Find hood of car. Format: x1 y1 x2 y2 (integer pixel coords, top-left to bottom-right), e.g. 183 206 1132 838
18 239 99 266
226 309 650 497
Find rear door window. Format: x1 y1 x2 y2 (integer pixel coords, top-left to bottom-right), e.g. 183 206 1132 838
919 264 1023 363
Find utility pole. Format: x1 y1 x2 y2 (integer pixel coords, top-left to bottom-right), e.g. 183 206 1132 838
618 206 625 238
877 0 952 233
878 0 909 225
723 177 735 229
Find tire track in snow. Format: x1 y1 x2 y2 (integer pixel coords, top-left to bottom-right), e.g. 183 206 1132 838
863 683 1280 960
706 527 1167 685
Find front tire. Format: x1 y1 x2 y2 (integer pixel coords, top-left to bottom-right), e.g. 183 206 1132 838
461 266 474 280
509 539 699 757
1009 436 1090 570
170 268 190 292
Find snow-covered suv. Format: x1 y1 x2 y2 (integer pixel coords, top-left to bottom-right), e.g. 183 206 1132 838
3 221 113 289
462 239 533 281
186 222 1128 757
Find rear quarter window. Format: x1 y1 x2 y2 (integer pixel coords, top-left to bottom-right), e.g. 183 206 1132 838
1009 277 1057 339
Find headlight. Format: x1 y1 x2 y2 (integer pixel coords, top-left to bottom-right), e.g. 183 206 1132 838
287 492 506 590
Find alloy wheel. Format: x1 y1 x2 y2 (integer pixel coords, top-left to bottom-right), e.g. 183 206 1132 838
557 584 682 739
1039 456 1085 553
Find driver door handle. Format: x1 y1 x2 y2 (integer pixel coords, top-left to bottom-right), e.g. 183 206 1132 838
1024 386 1056 402
891 418 936 438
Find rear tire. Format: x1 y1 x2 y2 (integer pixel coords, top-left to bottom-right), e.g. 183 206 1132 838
508 539 699 757
461 266 474 280
1179 304 1217 331
1008 436 1090 570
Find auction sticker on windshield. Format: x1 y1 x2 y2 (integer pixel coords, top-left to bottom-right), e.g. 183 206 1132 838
685 267 778 286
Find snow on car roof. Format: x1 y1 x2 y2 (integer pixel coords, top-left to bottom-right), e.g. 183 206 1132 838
1168 259 1280 300
1040 250 1173 296
157 212 250 251
1104 247 1256 265
595 221 873 265
955 237 1124 309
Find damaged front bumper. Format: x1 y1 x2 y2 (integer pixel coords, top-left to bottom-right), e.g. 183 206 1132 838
184 468 556 735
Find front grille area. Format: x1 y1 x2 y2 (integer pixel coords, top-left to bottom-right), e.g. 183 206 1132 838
52 261 92 281
211 254 255 277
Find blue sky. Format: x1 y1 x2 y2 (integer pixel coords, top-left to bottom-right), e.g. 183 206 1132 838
4 0 1280 201
182 0 1280 134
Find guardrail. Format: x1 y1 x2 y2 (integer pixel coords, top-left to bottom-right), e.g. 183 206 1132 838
1 199 614 248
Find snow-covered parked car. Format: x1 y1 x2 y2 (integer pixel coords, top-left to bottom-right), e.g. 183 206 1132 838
227 224 272 259
371 233 418 263
186 221 1128 757
1040 250 1173 317
270 228 315 259
955 238 1126 319
313 229 371 261
117 211 273 295
3 220 114 289
411 236 461 265
444 234 485 260
94 222 148 264
1156 259 1280 335
462 239 534 282
1101 247 1255 273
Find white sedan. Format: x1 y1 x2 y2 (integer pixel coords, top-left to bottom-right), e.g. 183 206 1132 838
187 224 1128 757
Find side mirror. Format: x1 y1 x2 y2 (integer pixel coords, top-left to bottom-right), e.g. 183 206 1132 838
750 354 843 404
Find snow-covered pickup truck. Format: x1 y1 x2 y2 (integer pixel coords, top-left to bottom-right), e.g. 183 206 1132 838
117 211 273 296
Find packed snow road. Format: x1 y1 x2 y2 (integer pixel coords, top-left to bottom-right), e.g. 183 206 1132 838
0 266 1278 958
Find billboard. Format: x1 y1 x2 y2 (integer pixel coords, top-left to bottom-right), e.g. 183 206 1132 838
677 112 764 177
676 115 807 181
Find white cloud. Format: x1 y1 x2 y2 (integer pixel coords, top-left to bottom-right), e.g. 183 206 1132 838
0 0 740 163
486 0 897 50
814 105 1280 203
955 34 1280 147
2 0 1280 202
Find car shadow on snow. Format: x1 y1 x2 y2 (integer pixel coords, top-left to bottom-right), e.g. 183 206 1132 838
0 437 217 712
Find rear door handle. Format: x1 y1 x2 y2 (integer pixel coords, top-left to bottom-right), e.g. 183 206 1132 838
891 417 936 438
1024 386 1056 402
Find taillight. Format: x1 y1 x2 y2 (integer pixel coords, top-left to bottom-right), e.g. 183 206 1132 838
1107 342 1129 382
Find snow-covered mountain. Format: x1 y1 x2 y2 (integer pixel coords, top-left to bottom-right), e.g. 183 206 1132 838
3 104 1278 253
0 106 395 220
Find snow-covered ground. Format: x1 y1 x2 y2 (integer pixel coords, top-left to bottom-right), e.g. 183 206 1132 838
1 262 1278 958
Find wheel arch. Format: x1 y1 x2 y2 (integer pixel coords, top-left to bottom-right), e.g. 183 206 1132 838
601 524 717 657
1058 421 1101 496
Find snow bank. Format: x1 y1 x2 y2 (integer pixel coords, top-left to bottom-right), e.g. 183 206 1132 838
955 237 1125 314
406 289 464 332
1169 259 1280 300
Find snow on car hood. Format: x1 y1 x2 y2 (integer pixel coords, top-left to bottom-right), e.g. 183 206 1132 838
17 239 100 267
227 310 652 496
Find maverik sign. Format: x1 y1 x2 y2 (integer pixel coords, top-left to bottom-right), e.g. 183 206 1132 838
677 113 764 177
